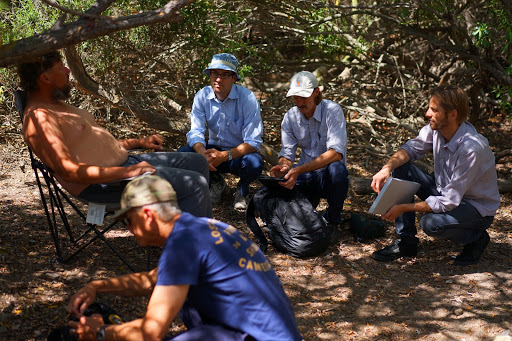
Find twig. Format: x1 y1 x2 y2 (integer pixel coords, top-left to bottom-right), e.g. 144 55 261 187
393 55 407 107
40 0 109 20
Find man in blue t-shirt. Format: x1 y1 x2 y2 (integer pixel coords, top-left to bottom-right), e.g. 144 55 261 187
66 175 302 341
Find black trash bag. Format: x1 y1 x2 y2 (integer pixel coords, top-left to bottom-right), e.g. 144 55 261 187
47 302 124 341
246 186 331 258
349 213 386 243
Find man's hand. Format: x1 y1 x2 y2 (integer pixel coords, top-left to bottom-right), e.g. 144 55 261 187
67 314 104 341
205 149 228 171
127 161 156 178
192 143 219 171
371 168 391 193
140 134 164 151
381 204 406 221
371 149 410 193
280 167 300 190
269 164 290 178
66 284 97 317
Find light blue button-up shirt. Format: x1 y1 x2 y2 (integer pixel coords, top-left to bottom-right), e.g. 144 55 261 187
401 122 500 217
278 99 347 166
187 84 263 151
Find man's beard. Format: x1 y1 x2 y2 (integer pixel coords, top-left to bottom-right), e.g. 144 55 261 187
51 82 72 101
430 116 448 131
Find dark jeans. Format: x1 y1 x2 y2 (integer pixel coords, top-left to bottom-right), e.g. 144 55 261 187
393 161 494 245
167 303 255 341
78 152 212 218
295 161 349 224
178 144 263 197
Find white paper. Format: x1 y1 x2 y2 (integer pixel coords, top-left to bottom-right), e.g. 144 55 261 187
86 202 106 225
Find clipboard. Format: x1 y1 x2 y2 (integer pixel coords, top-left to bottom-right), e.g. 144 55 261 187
369 177 421 215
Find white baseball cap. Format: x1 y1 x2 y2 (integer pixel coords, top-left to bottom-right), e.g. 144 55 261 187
286 71 318 98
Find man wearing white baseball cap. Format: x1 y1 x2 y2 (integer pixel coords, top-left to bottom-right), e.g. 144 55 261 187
270 71 349 230
179 53 263 211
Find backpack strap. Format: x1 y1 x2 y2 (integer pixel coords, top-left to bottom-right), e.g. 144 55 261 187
245 195 268 252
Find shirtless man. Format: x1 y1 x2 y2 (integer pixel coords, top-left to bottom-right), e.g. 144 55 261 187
18 51 212 218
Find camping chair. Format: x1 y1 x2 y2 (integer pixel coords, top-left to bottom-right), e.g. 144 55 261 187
15 90 151 272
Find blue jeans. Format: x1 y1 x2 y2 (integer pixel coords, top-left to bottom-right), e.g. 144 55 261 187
393 161 493 245
78 152 212 218
178 144 263 197
295 161 349 224
166 303 254 341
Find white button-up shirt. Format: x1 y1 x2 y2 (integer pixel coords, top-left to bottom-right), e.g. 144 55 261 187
401 122 500 216
278 99 347 166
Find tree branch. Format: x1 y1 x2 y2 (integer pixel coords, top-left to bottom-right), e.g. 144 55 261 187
83 0 117 16
63 46 189 135
40 0 107 20
0 0 194 67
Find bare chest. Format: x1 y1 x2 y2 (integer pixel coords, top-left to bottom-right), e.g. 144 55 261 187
56 112 94 146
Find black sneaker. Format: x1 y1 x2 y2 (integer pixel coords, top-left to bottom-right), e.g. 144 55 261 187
454 231 490 266
372 239 417 261
322 217 341 245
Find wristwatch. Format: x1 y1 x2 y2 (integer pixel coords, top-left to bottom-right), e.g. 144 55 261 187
227 150 233 161
97 325 108 341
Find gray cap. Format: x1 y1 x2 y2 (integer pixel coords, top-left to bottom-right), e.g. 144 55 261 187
112 175 177 219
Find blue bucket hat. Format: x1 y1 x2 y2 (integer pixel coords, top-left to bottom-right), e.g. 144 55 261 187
203 53 241 81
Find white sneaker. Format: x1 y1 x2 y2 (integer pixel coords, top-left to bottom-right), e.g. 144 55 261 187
210 177 226 204
233 190 247 210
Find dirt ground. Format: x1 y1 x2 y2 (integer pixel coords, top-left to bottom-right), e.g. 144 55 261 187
0 119 511 340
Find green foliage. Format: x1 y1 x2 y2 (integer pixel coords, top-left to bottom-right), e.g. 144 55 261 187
470 0 512 114
70 0 264 106
0 0 9 11
0 0 97 44
472 23 491 49
492 85 512 117
1 0 510 125
488 0 512 71
1 1 55 44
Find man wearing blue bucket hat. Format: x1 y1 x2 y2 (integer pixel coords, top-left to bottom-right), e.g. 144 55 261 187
179 53 263 211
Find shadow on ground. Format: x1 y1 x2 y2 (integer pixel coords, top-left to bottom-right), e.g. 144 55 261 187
0 169 511 340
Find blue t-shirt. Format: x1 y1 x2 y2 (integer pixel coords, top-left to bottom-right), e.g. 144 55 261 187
157 213 302 341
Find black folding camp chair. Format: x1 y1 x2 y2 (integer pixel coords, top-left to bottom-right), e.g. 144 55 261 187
15 90 151 272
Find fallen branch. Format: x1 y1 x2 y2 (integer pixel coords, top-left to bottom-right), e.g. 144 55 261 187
495 149 512 164
350 176 512 195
